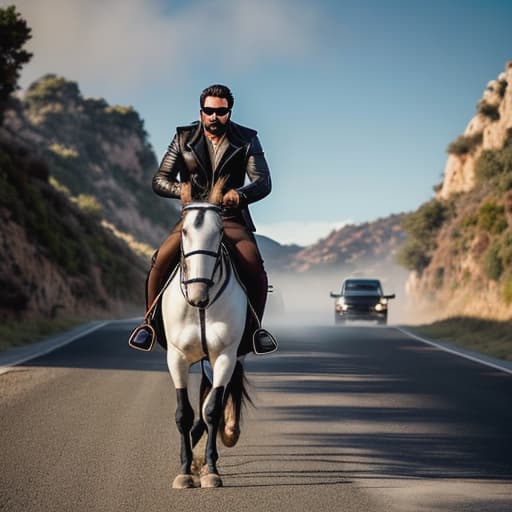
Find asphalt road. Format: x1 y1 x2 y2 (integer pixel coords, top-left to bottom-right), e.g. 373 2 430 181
1 321 511 511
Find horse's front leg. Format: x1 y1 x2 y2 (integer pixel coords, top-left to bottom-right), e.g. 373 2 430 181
167 348 195 489
200 351 237 488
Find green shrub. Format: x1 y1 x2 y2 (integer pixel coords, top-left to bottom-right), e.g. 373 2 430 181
497 79 508 98
475 143 512 192
485 242 504 280
462 268 471 285
397 199 451 274
478 201 507 234
434 267 445 289
447 132 483 156
24 74 81 115
477 100 500 121
397 239 432 272
76 194 102 219
402 199 450 239
503 274 512 304
475 150 502 182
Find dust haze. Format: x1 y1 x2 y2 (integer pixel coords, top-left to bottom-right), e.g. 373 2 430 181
263 263 418 327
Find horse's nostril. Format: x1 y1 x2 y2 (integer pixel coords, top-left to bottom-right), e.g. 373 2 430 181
196 298 209 308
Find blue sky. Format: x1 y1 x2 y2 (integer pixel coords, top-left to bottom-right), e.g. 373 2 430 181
8 0 512 244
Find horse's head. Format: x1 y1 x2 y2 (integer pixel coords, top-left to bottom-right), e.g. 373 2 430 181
180 180 225 308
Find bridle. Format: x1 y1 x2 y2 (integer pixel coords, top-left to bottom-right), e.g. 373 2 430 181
180 204 223 289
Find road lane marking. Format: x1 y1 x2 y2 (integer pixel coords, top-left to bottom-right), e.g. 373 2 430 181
396 327 512 376
0 321 110 376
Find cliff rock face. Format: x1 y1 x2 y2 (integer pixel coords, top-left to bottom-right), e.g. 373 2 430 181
404 62 512 321
439 62 512 199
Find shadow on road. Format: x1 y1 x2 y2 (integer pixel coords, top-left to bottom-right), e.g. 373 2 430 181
240 326 512 483
20 322 512 484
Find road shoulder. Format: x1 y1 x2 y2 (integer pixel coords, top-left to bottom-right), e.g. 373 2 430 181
0 320 109 376
396 326 512 375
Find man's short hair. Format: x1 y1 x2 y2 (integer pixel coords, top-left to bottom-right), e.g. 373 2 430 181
200 84 234 109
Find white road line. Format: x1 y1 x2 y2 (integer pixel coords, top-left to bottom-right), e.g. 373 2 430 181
0 321 110 376
396 326 512 376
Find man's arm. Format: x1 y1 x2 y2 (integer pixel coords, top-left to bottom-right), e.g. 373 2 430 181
152 134 184 199
235 135 272 205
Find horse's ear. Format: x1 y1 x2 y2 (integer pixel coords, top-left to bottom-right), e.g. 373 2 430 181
209 177 227 205
180 182 192 206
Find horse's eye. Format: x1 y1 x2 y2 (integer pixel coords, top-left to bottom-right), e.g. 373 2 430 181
182 229 188 237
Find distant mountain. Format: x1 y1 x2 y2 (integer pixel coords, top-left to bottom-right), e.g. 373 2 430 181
288 213 406 272
255 214 407 276
255 234 302 271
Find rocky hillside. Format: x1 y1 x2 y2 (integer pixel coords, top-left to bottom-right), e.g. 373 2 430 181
0 73 182 321
402 61 512 320
0 134 147 320
3 74 180 248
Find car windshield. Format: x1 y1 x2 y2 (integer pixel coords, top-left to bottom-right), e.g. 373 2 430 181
344 280 382 293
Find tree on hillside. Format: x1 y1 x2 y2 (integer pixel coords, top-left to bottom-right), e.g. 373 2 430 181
0 5 32 119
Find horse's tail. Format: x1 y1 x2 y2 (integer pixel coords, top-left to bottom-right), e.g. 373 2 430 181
220 360 252 448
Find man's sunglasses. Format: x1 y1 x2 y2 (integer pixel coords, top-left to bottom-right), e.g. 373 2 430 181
201 107 231 116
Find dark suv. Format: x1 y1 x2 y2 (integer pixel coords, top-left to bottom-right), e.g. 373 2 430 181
330 278 395 325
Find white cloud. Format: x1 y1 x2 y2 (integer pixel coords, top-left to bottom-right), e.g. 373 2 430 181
256 220 352 246
9 0 328 93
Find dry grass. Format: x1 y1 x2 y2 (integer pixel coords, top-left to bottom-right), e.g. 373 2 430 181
408 316 512 361
0 317 84 353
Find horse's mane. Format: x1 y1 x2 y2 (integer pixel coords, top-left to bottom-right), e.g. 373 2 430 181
209 177 227 205
181 182 192 205
181 178 227 207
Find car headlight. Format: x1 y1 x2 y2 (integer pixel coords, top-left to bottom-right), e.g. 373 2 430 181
374 298 388 312
336 299 348 312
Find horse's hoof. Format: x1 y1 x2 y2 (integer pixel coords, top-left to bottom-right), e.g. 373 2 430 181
200 473 223 488
220 426 240 448
172 474 195 489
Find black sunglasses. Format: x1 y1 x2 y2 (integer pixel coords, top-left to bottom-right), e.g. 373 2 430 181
201 106 231 116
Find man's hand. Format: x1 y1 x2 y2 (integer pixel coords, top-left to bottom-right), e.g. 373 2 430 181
222 189 240 208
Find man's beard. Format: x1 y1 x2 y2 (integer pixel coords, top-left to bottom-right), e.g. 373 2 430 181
205 120 228 136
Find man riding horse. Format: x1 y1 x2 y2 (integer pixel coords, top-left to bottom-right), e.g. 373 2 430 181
130 84 276 354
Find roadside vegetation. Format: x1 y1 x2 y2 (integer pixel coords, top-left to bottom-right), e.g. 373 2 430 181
0 317 83 352
407 316 512 362
397 198 453 274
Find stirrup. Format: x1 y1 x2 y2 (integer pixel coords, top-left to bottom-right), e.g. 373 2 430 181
252 328 278 355
128 322 156 352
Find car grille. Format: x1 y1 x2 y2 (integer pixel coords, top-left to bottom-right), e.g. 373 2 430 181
346 304 372 312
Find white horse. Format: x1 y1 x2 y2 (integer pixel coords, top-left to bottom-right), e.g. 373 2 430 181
158 181 251 489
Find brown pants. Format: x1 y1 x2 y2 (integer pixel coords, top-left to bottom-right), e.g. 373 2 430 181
147 220 268 322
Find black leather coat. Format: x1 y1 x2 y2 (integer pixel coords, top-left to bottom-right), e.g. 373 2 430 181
152 121 271 232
